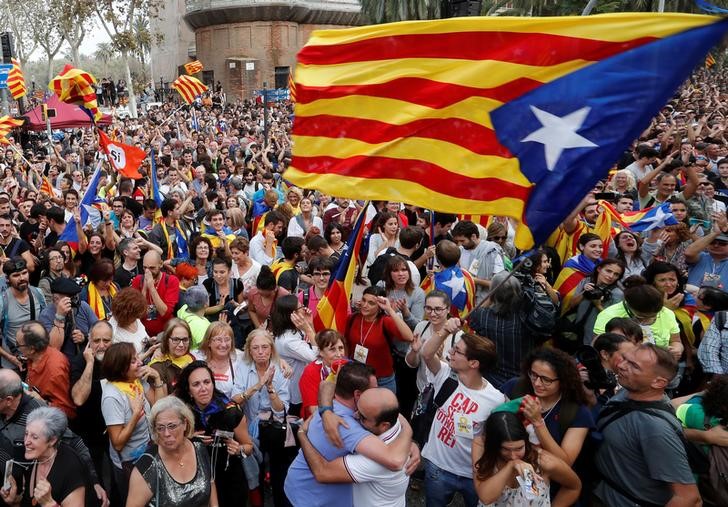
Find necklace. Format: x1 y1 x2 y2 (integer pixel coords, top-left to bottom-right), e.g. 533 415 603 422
359 316 377 346
541 396 562 421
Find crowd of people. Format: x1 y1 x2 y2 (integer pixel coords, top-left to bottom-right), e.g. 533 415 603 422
0 63 724 507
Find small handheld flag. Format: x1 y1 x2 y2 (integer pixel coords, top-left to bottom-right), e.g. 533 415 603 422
7 58 27 100
184 60 204 75
0 116 23 144
172 75 208 104
59 161 106 251
49 64 101 121
98 130 146 179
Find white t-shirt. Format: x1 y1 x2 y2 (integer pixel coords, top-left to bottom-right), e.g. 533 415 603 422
421 362 505 478
344 421 409 507
231 259 261 293
110 317 149 353
406 322 461 392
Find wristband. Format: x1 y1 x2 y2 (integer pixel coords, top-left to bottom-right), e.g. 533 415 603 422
54 314 65 321
318 405 334 416
532 419 545 428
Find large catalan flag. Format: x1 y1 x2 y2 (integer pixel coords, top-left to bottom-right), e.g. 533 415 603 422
7 58 27 100
49 64 101 121
184 60 204 75
420 266 476 319
172 75 208 104
313 206 368 332
285 14 728 249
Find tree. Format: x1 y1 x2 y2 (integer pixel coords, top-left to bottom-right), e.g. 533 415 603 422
0 0 38 63
95 42 117 76
54 0 95 67
94 0 163 117
359 0 441 23
17 0 66 82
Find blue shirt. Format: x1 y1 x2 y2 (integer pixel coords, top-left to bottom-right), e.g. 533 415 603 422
284 400 370 507
687 251 728 289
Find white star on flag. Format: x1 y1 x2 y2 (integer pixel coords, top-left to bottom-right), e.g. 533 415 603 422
522 105 598 171
442 270 465 300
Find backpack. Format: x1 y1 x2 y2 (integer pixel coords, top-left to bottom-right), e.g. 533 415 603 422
596 399 710 507
367 247 399 286
697 412 728 507
410 376 459 449
519 277 558 339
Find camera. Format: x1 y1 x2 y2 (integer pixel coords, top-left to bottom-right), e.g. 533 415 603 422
69 294 81 308
583 285 608 301
214 429 235 440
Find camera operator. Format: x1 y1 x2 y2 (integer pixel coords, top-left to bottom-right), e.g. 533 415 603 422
39 277 99 361
557 259 626 352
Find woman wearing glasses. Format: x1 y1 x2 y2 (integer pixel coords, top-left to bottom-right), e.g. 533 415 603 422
175 361 254 507
38 247 66 305
149 318 196 392
193 322 245 399
127 396 218 507
501 348 594 468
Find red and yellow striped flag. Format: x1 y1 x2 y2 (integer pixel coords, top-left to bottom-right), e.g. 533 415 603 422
49 64 101 121
39 177 55 197
706 52 716 68
184 60 204 75
288 72 296 103
457 214 493 229
0 116 23 144
285 14 728 250
172 75 208 104
7 58 27 100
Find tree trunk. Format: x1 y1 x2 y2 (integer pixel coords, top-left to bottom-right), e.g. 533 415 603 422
581 0 599 15
70 44 81 67
122 51 138 118
46 56 54 84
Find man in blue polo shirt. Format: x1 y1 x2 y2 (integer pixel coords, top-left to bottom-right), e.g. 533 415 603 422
685 213 728 289
284 362 415 507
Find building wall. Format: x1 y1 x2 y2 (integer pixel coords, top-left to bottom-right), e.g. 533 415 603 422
194 21 346 100
150 0 196 88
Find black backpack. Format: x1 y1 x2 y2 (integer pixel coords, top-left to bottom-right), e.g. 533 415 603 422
367 247 399 286
410 376 459 449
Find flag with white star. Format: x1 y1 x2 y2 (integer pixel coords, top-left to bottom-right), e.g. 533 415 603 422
286 14 728 249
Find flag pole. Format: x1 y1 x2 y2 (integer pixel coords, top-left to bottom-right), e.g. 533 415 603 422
159 103 187 127
7 142 33 168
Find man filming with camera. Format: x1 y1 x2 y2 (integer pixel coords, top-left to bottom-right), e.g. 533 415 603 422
39 277 98 361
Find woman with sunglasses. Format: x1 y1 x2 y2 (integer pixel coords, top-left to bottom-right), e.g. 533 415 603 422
593 276 683 360
501 348 594 468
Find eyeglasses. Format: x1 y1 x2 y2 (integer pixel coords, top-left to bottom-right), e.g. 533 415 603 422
155 421 184 434
211 336 232 344
424 306 448 314
48 255 63 262
312 271 331 278
169 337 190 344
528 370 559 386
451 347 467 357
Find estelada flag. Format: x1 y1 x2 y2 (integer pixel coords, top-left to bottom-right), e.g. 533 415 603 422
184 60 204 75
49 64 101 121
7 58 27 100
172 75 208 104
98 130 146 179
313 205 368 332
286 14 728 249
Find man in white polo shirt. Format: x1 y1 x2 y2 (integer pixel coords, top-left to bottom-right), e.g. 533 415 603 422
296 388 409 507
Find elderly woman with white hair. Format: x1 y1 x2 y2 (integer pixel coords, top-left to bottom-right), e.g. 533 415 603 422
127 396 218 507
0 406 95 507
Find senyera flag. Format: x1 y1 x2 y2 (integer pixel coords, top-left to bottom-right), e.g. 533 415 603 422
0 116 23 144
7 58 27 100
313 205 368 332
49 64 101 121
98 130 146 179
286 13 728 249
59 160 105 251
184 60 204 75
172 75 208 104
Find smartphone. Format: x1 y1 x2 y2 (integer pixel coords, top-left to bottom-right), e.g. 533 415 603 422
594 192 618 201
688 218 712 228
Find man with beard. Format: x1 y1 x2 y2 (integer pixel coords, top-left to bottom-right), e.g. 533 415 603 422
70 320 114 481
0 214 35 273
0 257 46 370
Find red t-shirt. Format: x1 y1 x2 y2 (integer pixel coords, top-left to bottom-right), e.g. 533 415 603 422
131 273 180 337
345 314 405 378
299 360 325 418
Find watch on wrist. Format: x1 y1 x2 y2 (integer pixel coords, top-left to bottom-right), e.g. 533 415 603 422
318 405 334 416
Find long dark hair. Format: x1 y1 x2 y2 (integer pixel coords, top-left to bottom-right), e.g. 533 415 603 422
174 360 227 406
517 348 590 406
474 411 538 480
270 294 299 336
383 255 414 295
613 230 643 263
588 258 626 287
